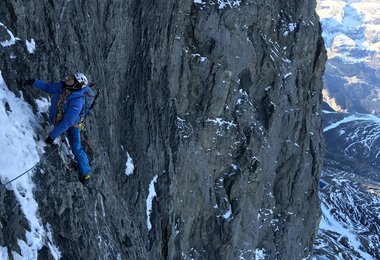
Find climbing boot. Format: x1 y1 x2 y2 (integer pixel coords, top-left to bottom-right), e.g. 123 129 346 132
79 174 91 186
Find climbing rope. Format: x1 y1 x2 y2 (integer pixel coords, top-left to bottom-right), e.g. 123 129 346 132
1 146 59 187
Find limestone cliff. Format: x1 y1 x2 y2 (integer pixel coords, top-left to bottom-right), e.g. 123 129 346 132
0 0 326 259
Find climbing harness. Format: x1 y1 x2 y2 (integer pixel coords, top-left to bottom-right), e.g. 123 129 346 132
1 146 59 187
55 88 70 123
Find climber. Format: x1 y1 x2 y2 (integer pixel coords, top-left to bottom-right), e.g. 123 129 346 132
23 72 93 185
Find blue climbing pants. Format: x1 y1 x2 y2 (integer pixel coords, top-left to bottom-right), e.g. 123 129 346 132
67 126 92 176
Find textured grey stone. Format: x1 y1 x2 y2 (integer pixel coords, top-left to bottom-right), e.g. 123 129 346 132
0 0 326 259
0 187 29 257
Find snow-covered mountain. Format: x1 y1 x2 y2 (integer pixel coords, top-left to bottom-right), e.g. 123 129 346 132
317 0 380 114
315 2 380 258
323 112 380 179
314 111 380 259
315 169 380 259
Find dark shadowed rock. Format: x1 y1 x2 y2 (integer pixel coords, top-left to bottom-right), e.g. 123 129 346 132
0 187 29 257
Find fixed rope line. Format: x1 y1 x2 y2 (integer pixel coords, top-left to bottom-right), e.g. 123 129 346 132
1 146 59 187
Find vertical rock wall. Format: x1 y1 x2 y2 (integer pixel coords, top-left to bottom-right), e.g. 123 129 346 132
161 1 326 259
0 0 325 259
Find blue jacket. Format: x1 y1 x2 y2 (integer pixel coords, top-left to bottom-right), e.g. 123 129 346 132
34 80 89 139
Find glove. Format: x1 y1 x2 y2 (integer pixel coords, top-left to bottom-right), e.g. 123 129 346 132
23 79 35 87
45 136 54 145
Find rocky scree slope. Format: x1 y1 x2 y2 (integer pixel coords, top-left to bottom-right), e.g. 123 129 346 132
0 0 326 259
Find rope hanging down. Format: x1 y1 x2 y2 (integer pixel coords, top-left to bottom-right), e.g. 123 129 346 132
1 147 59 187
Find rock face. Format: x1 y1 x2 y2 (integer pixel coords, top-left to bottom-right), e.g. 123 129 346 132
0 0 326 259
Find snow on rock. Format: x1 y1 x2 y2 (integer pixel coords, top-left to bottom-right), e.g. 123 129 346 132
26 39 36 54
254 249 267 260
218 0 241 9
222 208 232 220
282 22 298 36
35 97 50 114
0 247 8 260
283 72 292 80
205 118 236 129
125 152 135 176
193 0 241 9
46 224 61 259
0 71 43 184
191 53 207 62
0 22 20 47
0 70 61 258
146 175 158 231
239 248 267 260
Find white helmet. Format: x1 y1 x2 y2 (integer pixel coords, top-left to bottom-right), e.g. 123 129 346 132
74 72 88 86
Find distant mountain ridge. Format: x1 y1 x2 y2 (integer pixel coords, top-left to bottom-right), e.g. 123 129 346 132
314 111 380 259
317 0 380 114
313 111 380 259
312 2 380 258
323 111 380 180
315 168 380 259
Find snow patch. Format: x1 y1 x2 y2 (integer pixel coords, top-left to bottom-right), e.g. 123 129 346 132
288 23 297 32
205 118 236 129
239 248 267 260
0 22 20 47
125 152 135 176
146 175 158 231
0 247 8 260
193 0 241 9
283 72 292 80
0 70 61 258
255 249 267 260
191 53 207 62
35 97 50 114
26 39 36 54
218 0 241 9
222 208 232 219
46 224 61 259
324 114 380 132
